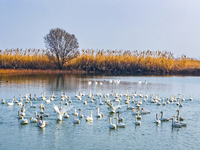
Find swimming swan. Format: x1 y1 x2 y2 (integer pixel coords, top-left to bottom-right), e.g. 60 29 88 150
114 116 125 128
109 117 116 129
86 111 93 122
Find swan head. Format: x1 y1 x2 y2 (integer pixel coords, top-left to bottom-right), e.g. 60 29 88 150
30 117 33 120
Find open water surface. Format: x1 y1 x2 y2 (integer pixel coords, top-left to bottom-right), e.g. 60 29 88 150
0 74 200 150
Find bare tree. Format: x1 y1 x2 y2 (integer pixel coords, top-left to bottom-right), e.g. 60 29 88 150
44 28 79 70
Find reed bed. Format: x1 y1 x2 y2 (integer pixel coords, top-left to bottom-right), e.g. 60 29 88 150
0 48 200 75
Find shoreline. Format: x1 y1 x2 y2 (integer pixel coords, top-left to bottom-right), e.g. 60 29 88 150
0 68 200 76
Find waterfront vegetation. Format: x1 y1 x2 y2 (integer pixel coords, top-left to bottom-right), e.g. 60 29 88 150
0 48 200 75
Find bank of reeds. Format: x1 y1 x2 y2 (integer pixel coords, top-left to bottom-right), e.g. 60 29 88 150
0 48 200 75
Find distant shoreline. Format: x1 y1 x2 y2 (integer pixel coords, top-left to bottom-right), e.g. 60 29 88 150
0 69 200 76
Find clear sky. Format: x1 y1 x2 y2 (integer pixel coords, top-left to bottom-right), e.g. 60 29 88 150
0 0 200 58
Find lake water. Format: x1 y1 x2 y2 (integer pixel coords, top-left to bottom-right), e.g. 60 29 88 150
0 74 200 150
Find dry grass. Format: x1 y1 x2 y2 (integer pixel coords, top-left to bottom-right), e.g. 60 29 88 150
0 48 200 75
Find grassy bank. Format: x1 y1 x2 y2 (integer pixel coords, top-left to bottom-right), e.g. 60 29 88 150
0 48 200 75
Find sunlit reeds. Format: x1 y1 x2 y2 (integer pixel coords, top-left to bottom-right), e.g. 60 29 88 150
0 48 200 75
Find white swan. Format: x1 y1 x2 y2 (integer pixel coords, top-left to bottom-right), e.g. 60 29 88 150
45 97 51 103
72 109 78 116
7 100 14 106
132 109 138 115
139 108 151 114
109 117 116 129
136 110 142 119
34 94 37 100
83 98 87 105
73 116 80 124
20 116 28 125
154 114 161 124
171 118 182 128
86 111 93 122
37 115 46 128
114 116 125 128
134 115 141 125
63 112 69 118
54 105 73 121
96 107 103 118
99 98 104 105
189 95 193 101
30 117 37 123
177 110 184 121
30 101 37 108
43 108 49 117
18 111 23 119
1 99 5 104
116 111 123 122
167 98 170 104
160 111 169 121
162 98 166 105
78 109 84 118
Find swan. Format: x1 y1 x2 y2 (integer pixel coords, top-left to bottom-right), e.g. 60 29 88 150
45 97 50 103
162 98 166 105
72 109 78 116
52 92 56 98
37 115 46 128
189 95 193 101
73 116 80 124
109 117 116 129
30 117 37 123
41 92 46 101
127 103 134 110
154 114 161 124
61 96 65 101
139 91 143 98
78 109 84 118
7 100 14 106
30 101 37 108
54 105 73 121
63 112 69 118
20 116 28 125
83 98 87 105
167 98 170 104
117 101 121 109
176 110 184 121
1 99 5 104
171 118 182 128
99 98 104 105
65 99 69 105
138 80 142 84
39 103 45 109
116 111 123 122
136 110 142 119
106 101 118 113
18 111 23 119
96 107 103 118
88 81 92 85
134 115 141 125
160 111 169 121
43 108 49 117
68 96 72 103
179 101 184 107
114 116 125 128
50 96 54 101
139 108 151 114
86 111 93 122
182 95 185 101
132 109 138 115
34 94 37 100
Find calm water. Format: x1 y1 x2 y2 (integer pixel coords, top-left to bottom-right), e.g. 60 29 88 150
0 74 200 150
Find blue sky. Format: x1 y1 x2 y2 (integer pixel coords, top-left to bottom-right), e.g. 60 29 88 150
1 0 200 58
